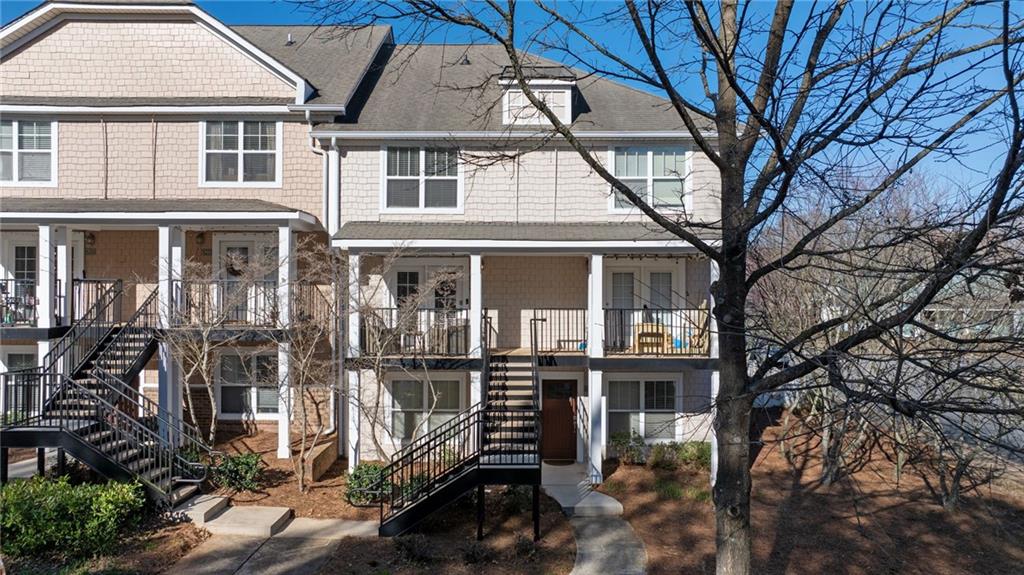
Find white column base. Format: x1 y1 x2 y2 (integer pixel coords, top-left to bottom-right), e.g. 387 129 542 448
470 371 482 406
587 369 603 484
347 369 361 471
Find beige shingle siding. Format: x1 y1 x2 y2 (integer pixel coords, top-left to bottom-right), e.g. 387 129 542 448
0 120 323 222
338 145 721 226
2 20 294 99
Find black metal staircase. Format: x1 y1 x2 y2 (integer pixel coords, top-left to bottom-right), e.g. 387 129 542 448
368 315 544 538
1 282 213 505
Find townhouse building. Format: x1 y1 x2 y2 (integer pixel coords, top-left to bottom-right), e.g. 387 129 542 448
0 0 720 533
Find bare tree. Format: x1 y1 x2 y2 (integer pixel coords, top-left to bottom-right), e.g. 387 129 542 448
298 1 1024 572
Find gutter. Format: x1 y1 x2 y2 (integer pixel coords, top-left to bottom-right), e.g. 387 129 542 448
309 130 718 140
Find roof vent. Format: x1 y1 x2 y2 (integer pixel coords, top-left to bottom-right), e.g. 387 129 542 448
459 53 471 65
286 33 295 46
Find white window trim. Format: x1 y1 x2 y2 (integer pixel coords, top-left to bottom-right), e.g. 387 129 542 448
606 372 684 443
502 87 572 125
1 345 38 372
215 349 281 421
607 146 692 215
198 120 283 188
384 371 468 444
379 146 464 214
0 119 58 188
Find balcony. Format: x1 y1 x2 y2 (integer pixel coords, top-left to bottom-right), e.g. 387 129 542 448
0 279 39 327
172 279 279 327
603 307 710 356
360 307 470 356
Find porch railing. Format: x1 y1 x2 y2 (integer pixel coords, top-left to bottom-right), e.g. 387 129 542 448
531 308 587 353
71 279 120 323
172 279 278 327
604 307 711 356
0 279 38 327
360 307 470 356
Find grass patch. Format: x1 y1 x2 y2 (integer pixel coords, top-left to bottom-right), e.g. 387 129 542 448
655 479 683 500
603 479 626 496
684 486 712 503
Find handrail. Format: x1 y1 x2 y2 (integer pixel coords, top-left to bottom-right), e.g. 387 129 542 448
92 288 159 380
529 318 545 411
42 280 122 376
481 313 492 401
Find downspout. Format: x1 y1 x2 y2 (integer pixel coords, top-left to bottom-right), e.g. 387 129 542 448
101 117 108 199
151 116 157 199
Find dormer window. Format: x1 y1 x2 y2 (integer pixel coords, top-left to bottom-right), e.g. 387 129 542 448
504 88 571 125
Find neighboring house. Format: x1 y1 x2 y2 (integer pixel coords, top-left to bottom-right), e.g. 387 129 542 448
0 0 721 531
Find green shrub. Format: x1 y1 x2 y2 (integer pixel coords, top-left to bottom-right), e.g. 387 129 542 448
211 453 264 491
395 533 436 563
346 462 385 505
610 431 647 465
513 534 538 560
654 478 683 500
462 540 493 564
648 441 712 471
399 473 429 500
0 477 145 558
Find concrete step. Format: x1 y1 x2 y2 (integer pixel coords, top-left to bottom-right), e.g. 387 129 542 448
176 494 230 525
204 505 293 537
169 484 201 506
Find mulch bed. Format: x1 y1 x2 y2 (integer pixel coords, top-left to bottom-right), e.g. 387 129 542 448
600 428 1024 575
320 486 576 575
212 428 376 520
4 517 208 575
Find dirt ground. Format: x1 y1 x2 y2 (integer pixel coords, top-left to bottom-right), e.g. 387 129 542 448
213 428 377 520
319 486 576 575
4 518 208 575
600 427 1024 575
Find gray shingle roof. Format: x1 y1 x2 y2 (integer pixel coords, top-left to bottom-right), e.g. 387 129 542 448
0 197 298 213
232 25 392 107
318 44 710 133
336 221 716 242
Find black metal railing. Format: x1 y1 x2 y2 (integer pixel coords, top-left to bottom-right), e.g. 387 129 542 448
71 279 121 322
0 279 38 326
290 282 334 327
93 288 159 381
361 307 471 356
172 279 278 327
0 371 62 426
531 308 587 353
44 280 123 376
603 307 711 356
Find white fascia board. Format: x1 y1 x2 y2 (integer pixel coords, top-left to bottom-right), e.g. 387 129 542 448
332 238 715 253
311 130 717 140
497 79 577 86
1 210 321 229
0 105 295 115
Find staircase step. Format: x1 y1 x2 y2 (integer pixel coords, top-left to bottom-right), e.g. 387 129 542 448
175 494 229 525
169 484 201 507
204 505 293 537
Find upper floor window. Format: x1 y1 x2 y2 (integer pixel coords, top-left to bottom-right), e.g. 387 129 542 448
503 88 571 125
610 147 689 212
382 146 461 212
201 121 282 187
0 120 56 186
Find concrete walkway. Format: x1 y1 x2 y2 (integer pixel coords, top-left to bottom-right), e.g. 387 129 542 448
167 514 378 575
542 462 646 574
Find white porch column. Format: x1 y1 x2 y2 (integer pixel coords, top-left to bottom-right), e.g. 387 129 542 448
346 252 361 471
157 225 184 443
469 253 482 357
588 369 603 484
277 224 294 459
54 227 72 327
327 145 341 236
470 371 482 406
36 225 56 363
587 254 604 358
708 259 721 487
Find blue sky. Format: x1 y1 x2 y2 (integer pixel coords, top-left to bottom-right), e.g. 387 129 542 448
0 0 1011 186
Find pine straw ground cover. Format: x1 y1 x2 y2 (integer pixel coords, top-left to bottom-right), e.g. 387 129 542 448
600 426 1024 575
212 427 376 520
318 486 576 575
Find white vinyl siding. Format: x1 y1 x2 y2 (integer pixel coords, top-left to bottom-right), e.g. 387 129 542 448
381 147 462 213
0 120 57 186
610 147 690 212
200 121 282 187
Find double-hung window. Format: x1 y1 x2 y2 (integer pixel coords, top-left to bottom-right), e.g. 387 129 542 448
1 120 56 185
608 378 679 441
202 121 281 186
218 352 279 419
391 378 463 441
383 147 461 211
610 147 689 211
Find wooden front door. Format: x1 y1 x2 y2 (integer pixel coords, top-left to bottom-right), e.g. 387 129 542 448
541 379 577 460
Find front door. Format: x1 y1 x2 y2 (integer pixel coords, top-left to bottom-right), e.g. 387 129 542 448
541 379 577 460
